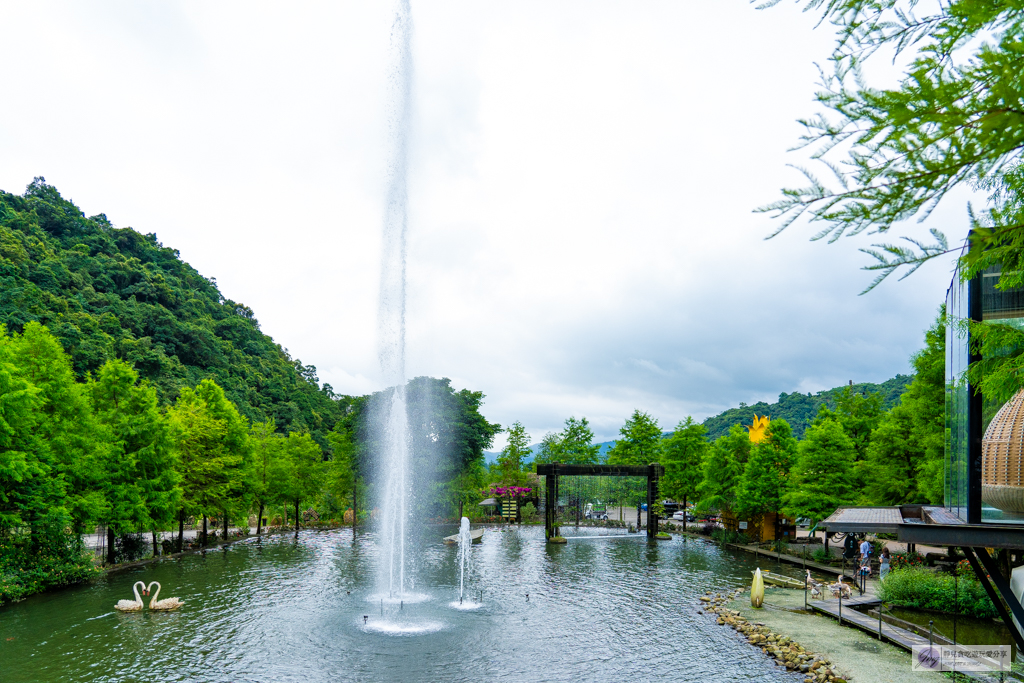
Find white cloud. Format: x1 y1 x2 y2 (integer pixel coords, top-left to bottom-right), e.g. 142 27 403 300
0 1 967 448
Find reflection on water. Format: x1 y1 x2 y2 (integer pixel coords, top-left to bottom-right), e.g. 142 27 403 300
1 527 810 683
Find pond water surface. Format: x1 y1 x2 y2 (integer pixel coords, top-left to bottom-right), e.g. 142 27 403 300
1 526 814 682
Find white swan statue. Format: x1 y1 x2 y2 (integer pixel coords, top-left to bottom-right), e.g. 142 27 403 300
147 581 185 610
114 581 147 612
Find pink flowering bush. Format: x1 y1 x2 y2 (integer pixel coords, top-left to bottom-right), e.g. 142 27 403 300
489 486 532 498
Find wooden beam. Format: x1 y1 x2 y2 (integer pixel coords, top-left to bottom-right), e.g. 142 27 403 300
536 463 652 477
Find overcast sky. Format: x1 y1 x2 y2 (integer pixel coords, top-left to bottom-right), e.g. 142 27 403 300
0 1 967 447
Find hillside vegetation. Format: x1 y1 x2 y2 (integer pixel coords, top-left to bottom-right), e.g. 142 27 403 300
0 178 341 450
701 376 913 441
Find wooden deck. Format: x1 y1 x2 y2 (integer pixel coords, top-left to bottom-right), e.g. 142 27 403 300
810 598 1006 681
809 597 928 649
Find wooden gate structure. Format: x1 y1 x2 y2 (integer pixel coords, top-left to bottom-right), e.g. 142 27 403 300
536 463 664 540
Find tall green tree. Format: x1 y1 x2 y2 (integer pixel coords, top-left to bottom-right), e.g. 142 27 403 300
273 432 324 531
903 311 946 502
532 431 563 470
558 416 601 465
695 433 743 514
497 421 531 487
0 326 45 532
863 405 921 505
249 420 280 535
607 410 662 466
782 418 856 526
864 309 946 504
168 379 250 545
89 359 180 561
6 322 104 536
660 417 708 529
734 419 798 540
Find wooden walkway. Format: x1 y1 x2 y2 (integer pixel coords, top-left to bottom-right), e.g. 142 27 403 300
810 598 1006 682
809 597 929 650
725 542 860 582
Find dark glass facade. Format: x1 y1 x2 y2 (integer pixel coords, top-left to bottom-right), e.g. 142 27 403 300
946 261 1024 523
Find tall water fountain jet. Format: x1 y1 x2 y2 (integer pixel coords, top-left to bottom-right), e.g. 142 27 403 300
377 0 414 600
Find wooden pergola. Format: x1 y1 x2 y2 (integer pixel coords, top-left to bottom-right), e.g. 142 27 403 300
536 463 664 540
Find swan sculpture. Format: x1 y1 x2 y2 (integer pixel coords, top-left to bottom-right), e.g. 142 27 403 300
114 581 147 612
146 581 185 611
805 570 822 599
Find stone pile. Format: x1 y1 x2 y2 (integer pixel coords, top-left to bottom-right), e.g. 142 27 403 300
698 590 848 683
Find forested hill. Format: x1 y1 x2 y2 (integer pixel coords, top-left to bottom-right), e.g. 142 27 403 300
701 375 913 441
0 179 341 449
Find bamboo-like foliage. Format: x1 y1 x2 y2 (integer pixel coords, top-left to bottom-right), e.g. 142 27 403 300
757 0 1024 292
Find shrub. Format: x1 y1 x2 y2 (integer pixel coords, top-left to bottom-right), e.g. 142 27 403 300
0 514 100 605
890 551 925 569
877 567 998 619
699 522 717 536
812 547 833 564
520 502 538 522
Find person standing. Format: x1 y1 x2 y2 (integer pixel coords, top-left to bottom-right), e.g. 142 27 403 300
860 537 871 565
879 548 891 581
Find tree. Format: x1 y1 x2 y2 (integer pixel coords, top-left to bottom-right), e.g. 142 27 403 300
782 418 856 526
89 359 180 560
249 420 280 535
532 432 563 470
694 435 742 514
864 309 946 504
167 379 250 546
0 326 45 532
660 417 708 531
822 388 884 463
759 1 1024 293
558 417 601 465
276 432 324 531
7 323 106 536
324 420 360 526
814 386 883 490
863 405 921 505
903 311 946 502
607 410 662 466
497 421 531 487
734 419 798 541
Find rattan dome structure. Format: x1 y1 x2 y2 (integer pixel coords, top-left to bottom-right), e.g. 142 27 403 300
983 388 1024 512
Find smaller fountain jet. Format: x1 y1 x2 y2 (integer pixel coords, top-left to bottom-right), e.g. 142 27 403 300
450 517 480 610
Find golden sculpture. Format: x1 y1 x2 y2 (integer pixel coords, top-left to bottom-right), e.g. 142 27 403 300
746 415 770 444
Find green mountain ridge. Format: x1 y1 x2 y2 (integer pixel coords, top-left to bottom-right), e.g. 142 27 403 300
0 179 342 451
700 375 914 442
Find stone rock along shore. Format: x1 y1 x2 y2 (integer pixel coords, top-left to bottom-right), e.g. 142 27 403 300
698 589 849 683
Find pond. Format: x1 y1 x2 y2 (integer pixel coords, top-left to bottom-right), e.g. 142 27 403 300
1 526 816 682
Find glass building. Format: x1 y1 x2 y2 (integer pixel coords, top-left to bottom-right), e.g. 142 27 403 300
946 258 1024 524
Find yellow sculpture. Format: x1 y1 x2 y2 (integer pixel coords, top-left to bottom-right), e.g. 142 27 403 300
746 415 770 444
